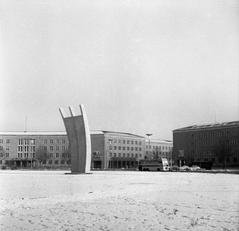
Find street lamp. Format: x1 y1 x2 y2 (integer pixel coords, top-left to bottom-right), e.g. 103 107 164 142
146 133 152 160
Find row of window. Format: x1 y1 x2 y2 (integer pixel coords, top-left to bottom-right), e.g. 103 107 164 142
146 151 172 155
0 139 10 144
109 146 142 151
0 146 9 151
193 156 238 163
44 139 67 145
17 152 70 159
109 139 142 145
18 139 36 145
109 153 142 158
40 146 67 151
41 160 70 165
146 145 172 150
0 153 9 158
18 146 35 152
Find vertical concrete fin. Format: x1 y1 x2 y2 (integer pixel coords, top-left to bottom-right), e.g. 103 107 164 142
79 104 92 172
59 107 66 119
69 106 76 117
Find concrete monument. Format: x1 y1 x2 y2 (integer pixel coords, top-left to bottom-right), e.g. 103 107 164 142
59 104 91 173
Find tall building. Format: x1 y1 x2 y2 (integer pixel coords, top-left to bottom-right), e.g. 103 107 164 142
0 131 172 169
173 121 239 168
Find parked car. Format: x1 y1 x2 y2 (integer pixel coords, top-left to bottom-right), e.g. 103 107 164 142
190 165 201 171
170 165 180 171
180 165 191 171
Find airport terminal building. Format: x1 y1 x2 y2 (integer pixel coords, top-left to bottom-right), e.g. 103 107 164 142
0 131 172 169
173 121 239 168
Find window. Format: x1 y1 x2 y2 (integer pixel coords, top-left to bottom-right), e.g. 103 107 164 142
139 141 142 145
48 160 52 164
118 146 121 150
6 139 10 144
30 139 35 145
50 153 53 158
62 146 66 151
62 139 66 144
114 146 117 150
118 140 121 144
131 153 134 157
0 139 3 143
44 139 47 144
18 139 23 145
61 160 65 164
123 153 125 157
55 160 58 164
127 147 130 151
0 146 3 151
50 139 53 144
135 147 138 151
109 146 112 150
123 140 125 144
139 147 141 151
118 153 121 157
56 153 59 158
56 146 59 151
44 146 47 151
114 153 116 157
131 147 133 151
127 140 130 144
127 153 130 157
131 141 134 144
135 141 138 145
0 153 3 157
50 146 54 151
122 147 125 150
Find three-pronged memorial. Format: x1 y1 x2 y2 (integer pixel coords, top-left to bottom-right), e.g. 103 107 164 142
59 104 91 174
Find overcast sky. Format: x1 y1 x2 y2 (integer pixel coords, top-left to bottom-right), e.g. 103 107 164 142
0 0 238 140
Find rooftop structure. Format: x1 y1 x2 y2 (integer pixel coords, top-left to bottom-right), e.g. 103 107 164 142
174 121 239 133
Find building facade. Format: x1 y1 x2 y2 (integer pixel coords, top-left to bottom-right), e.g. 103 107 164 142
173 121 239 168
145 139 173 162
0 131 172 169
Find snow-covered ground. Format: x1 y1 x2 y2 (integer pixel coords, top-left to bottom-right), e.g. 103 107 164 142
0 170 238 231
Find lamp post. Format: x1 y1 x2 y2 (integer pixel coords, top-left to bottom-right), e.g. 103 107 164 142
146 133 152 160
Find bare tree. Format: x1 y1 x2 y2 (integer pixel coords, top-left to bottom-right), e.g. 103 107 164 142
35 146 50 167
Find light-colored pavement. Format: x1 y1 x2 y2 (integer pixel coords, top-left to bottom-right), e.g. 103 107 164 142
0 170 239 230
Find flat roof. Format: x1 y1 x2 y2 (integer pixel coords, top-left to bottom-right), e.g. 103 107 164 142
0 130 104 136
102 131 145 138
148 139 172 144
173 121 239 132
